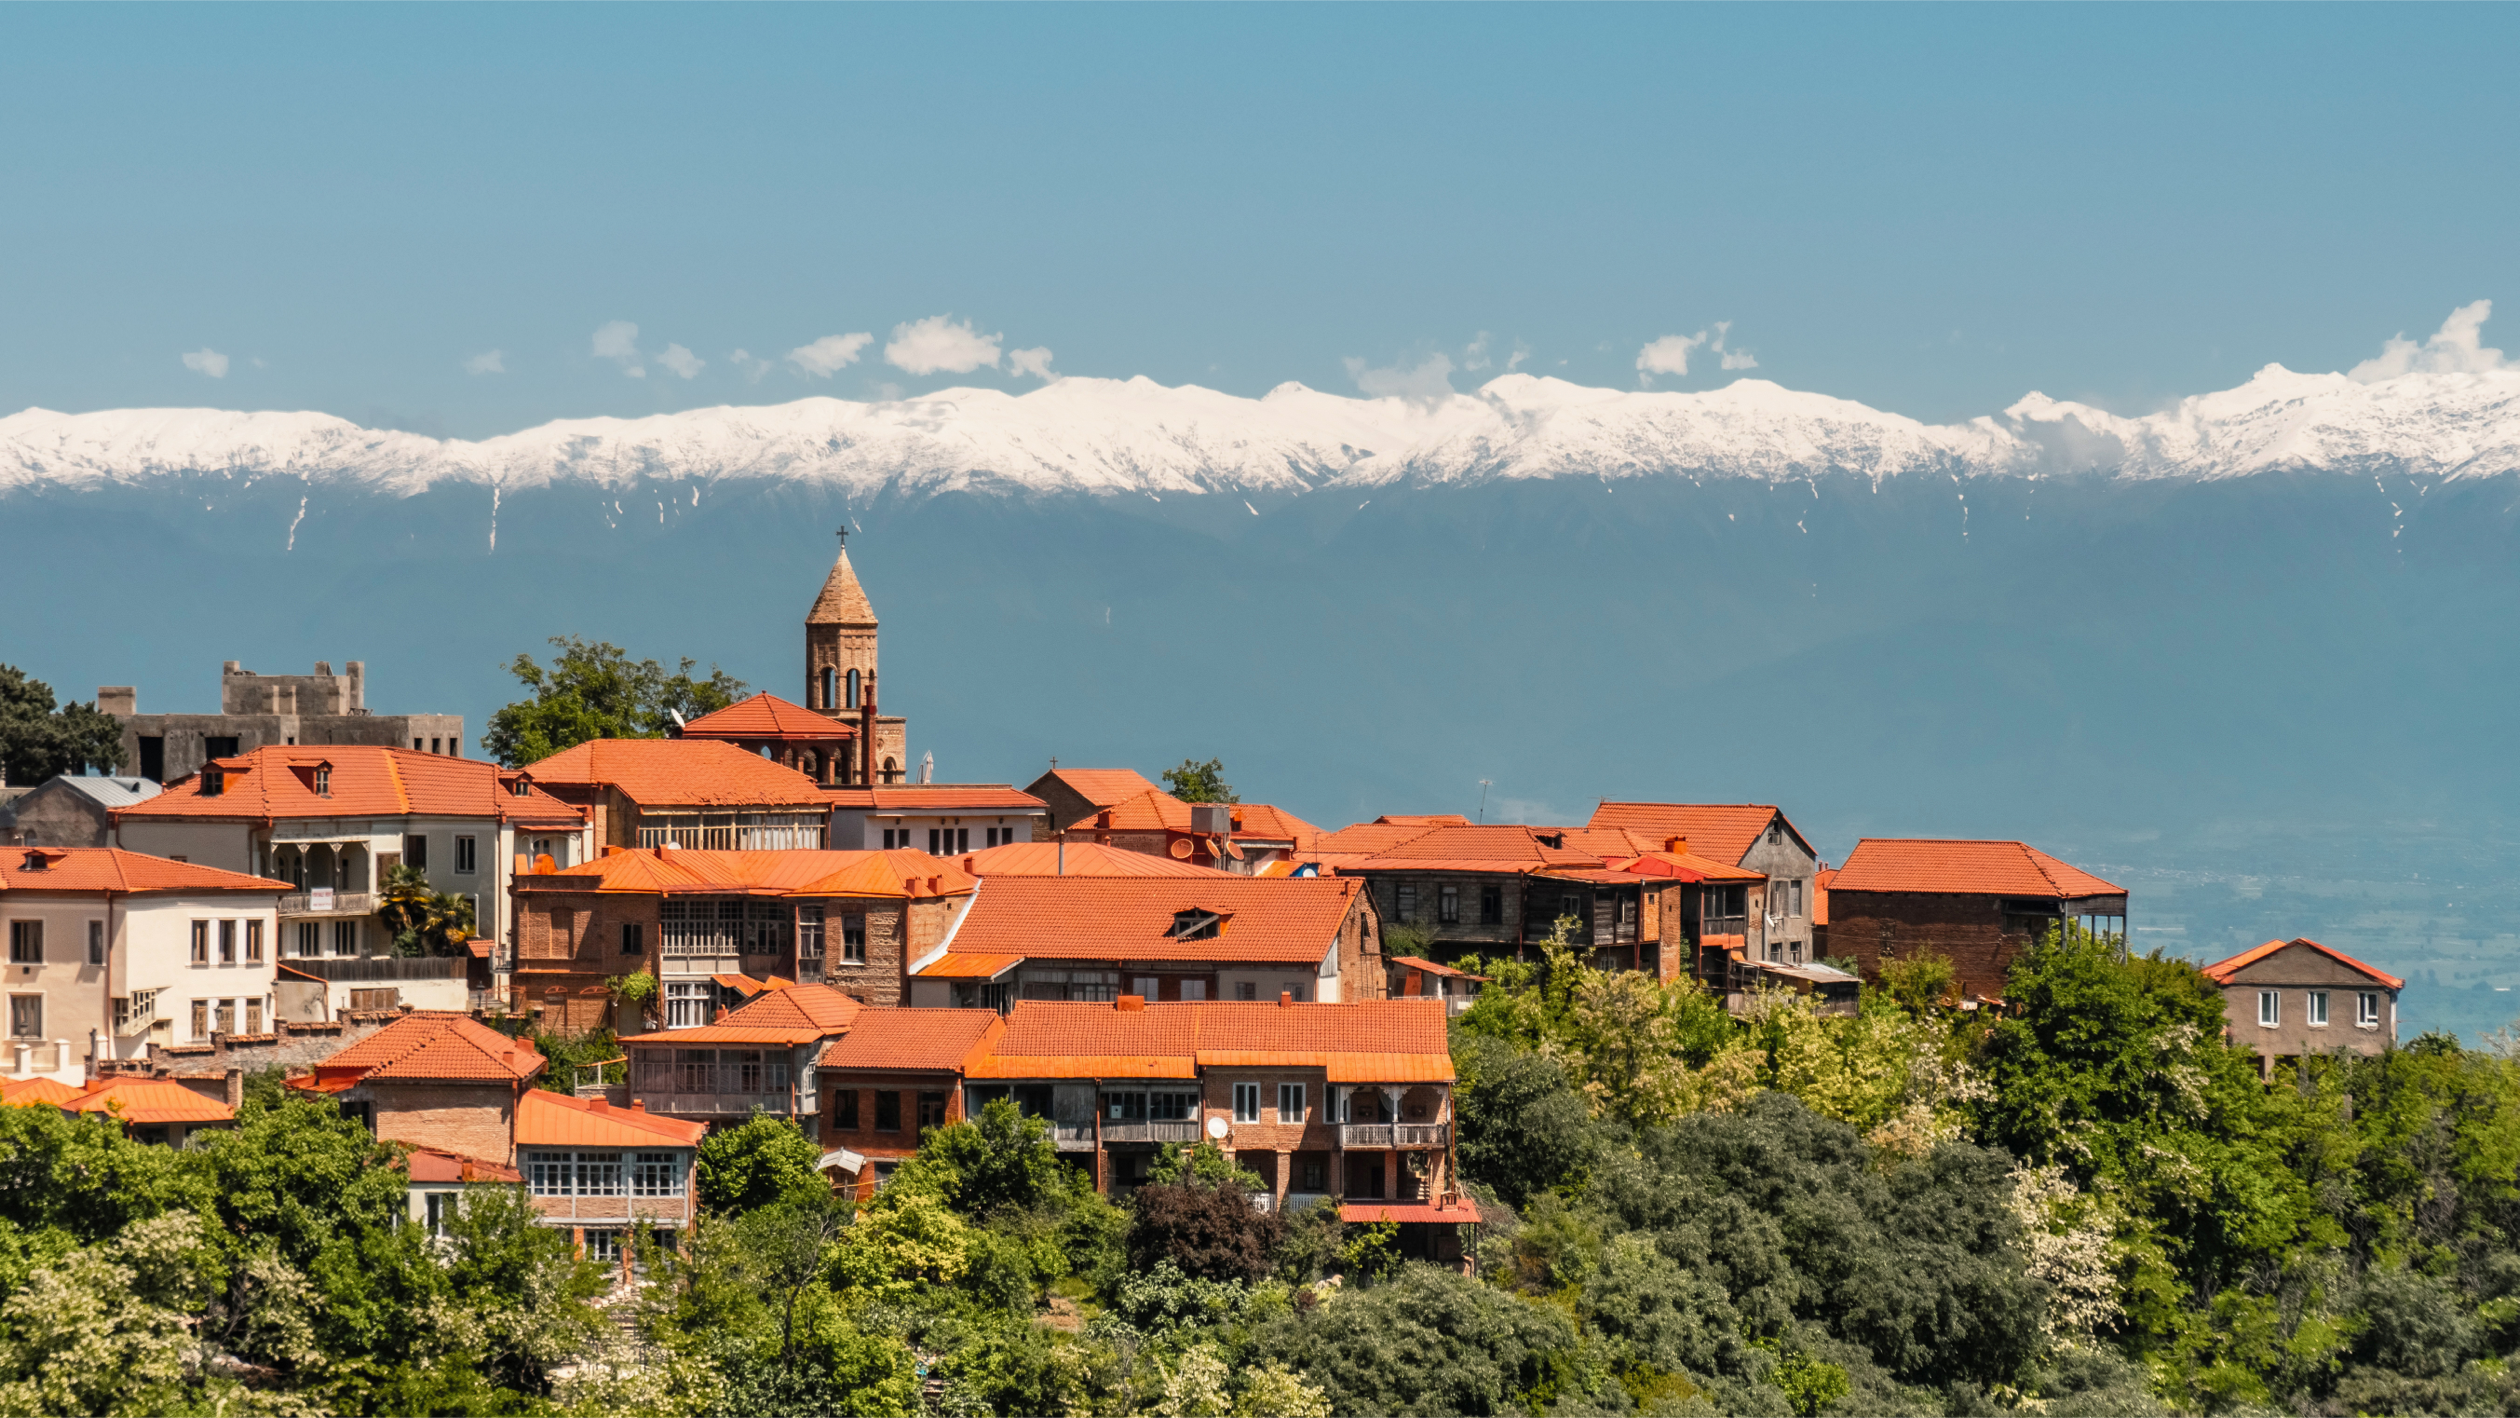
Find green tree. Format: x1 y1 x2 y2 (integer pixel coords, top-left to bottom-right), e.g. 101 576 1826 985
693 1113 824 1213
376 862 477 956
1160 757 1238 804
1255 1263 1585 1416
0 665 126 784
1129 1146 1284 1284
482 635 746 767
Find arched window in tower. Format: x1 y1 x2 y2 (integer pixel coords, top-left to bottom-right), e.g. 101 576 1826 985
846 668 860 709
821 667 836 710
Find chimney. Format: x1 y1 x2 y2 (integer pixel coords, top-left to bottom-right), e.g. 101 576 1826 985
1664 836 1687 855
95 687 135 717
1278 991 1293 1007
1117 995 1146 1012
346 661 365 712
630 1099 646 1112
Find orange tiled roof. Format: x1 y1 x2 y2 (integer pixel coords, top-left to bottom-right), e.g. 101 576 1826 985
514 1089 706 1148
0 847 289 896
522 738 827 808
303 1012 545 1087
681 692 858 743
954 840 1233 879
914 952 1024 979
1613 849 1767 884
819 1008 1004 1073
1 1077 81 1107
2201 938 2405 990
70 1078 234 1125
114 745 586 827
1080 789 1321 848
935 875 1364 967
403 1146 524 1184
717 981 863 1033
617 1022 828 1045
965 999 1452 1082
1389 955 1485 981
1557 828 1660 859
1829 839 2124 899
1348 824 1605 873
1313 821 1448 856
1584 804 1800 866
823 784 1048 812
1040 768 1165 811
520 846 978 900
1813 867 1834 927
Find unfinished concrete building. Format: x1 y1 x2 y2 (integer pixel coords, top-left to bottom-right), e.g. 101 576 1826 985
102 661 466 784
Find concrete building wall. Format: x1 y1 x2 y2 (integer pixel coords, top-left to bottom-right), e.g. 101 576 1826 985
114 820 258 875
2 785 115 848
834 811 1044 852
102 660 462 784
1734 821 1820 963
2218 946 2399 1060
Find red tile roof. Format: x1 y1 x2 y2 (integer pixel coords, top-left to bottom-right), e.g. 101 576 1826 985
301 1012 546 1088
0 847 290 896
965 999 1452 1082
717 981 863 1033
1 1077 81 1107
823 784 1049 812
1348 824 1604 873
1389 955 1484 981
934 875 1364 968
70 1078 234 1125
518 846 978 900
1080 789 1321 848
914 952 1024 980
1613 849 1767 884
1313 821 1448 856
522 738 828 808
1039 768 1165 811
2201 938 2405 990
1828 839 2124 898
1584 803 1799 866
953 840 1234 878
818 1008 1004 1073
112 746 586 827
1813 867 1834 927
1340 1200 1481 1224
514 1089 706 1148
403 1147 524 1184
681 692 858 743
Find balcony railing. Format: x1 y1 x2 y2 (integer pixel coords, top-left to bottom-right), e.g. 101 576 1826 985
277 891 375 917
1050 1121 1097 1152
1340 1124 1394 1149
1099 1120 1200 1145
631 1091 799 1118
1340 1122 1449 1149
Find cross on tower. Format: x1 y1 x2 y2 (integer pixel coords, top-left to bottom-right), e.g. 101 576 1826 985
835 526 847 548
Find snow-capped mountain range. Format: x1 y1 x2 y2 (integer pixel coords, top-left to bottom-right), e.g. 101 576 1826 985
4 363 2519 501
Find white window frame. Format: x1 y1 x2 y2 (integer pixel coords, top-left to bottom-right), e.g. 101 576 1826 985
1277 1083 1305 1124
665 981 708 1030
2257 990 2280 1027
2358 992 2381 1028
454 835 477 875
1232 1082 1260 1123
2307 991 2329 1027
631 1151 686 1198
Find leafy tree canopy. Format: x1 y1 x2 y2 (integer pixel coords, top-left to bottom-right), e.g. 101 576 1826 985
482 635 745 767
1160 756 1238 803
693 1113 825 1213
0 665 125 785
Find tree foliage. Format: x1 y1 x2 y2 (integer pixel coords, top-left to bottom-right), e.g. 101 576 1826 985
482 635 746 767
0 664 125 785
1159 757 1238 804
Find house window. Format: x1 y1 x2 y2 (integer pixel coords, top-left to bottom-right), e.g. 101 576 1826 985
675 1049 716 1092
7 996 39 1039
846 668 860 709
7 921 38 964
1480 885 1503 925
1131 976 1158 998
87 921 104 966
527 1153 567 1195
1300 1158 1326 1192
1394 883 1418 922
632 1152 685 1197
191 999 210 1038
573 1153 623 1197
1278 1083 1305 1124
214 999 236 1035
1284 984 1306 1002
218 920 237 965
201 767 224 797
2359 992 2382 1027
834 1089 860 1130
332 919 359 956
295 922 321 958
313 765 331 796
1179 980 1205 1001
1235 982 1256 1001
403 834 428 870
245 998 264 1034
821 667 837 709
2258 991 2280 1027
1233 1082 1261 1122
622 922 645 957
2308 991 2329 1027
665 982 708 1029
348 988 399 1011
796 908 823 967
918 1091 948 1130
875 1091 902 1132
1438 884 1460 924
842 914 866 964
423 1191 456 1237
455 836 476 874
245 921 263 964
1562 893 1586 923
1150 1090 1197 1121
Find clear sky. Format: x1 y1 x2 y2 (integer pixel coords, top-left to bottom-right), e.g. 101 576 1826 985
2 4 2512 438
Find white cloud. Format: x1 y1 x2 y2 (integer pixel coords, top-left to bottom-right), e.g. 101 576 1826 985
463 350 506 375
1464 332 1494 371
1507 340 1532 372
180 348 229 379
788 332 874 377
1712 321 1759 371
1344 352 1457 402
1006 346 1057 381
592 320 644 378
656 343 705 379
1635 333 1704 385
884 315 1002 375
730 349 773 382
2349 300 2507 383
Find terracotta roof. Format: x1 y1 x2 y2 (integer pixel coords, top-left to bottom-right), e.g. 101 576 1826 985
818 1008 1004 1073
1347 825 1604 873
521 738 827 808
823 784 1048 812
935 875 1364 968
403 1147 523 1184
0 847 290 896
807 546 878 625
914 952 1023 979
514 1089 706 1148
953 840 1233 879
617 1022 827 1045
1314 820 1451 856
1584 804 1801 867
1 1077 81 1107
1828 839 2125 899
1813 867 1834 927
1534 867 1653 886
2201 938 2405 990
114 745 585 827
1389 955 1485 981
1376 815 1473 827
1557 828 1659 859
70 1078 234 1125
966 999 1452 1082
518 846 978 900
303 1012 545 1087
1080 789 1321 848
1340 1200 1481 1224
1613 850 1767 884
717 981 863 1033
681 692 858 743
1037 768 1164 811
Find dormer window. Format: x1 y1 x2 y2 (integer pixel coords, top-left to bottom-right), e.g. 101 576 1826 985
21 851 47 872
313 765 331 796
508 778 532 798
1170 909 1226 941
201 767 224 797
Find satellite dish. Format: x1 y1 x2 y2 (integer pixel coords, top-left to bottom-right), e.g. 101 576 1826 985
1204 1115 1229 1140
1169 839 1194 859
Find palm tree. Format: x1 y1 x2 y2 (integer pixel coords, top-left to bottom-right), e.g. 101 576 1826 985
377 864 478 957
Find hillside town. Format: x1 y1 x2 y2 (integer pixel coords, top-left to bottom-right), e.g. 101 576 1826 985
0 540 2414 1273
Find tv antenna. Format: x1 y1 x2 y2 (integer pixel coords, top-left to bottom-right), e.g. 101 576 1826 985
1477 780 1493 824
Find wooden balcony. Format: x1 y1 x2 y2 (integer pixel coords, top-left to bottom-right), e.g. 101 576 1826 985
1099 1120 1200 1145
1050 1121 1098 1152
277 891 375 917
1339 1122 1450 1149
633 1091 799 1118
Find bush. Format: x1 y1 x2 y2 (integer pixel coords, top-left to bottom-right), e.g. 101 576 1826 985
694 1113 824 1213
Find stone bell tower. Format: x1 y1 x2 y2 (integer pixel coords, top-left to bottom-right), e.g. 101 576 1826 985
805 532 907 783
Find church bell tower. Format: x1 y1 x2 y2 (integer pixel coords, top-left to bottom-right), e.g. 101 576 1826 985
806 532 906 783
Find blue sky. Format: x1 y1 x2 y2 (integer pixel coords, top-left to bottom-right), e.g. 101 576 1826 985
1 4 2512 438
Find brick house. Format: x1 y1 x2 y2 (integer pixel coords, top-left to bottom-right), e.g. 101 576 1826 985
815 1006 1004 1195
618 981 863 1134
824 783 1051 854
1023 768 1167 833
1824 839 2128 1002
1586 804 1824 965
678 692 861 790
507 847 979 1032
522 738 831 853
289 1011 547 1164
2202 938 2404 1077
907 874 1384 1011
1339 823 1719 974
514 1089 705 1261
1051 788 1321 877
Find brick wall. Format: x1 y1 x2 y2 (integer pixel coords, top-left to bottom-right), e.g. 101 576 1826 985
1827 890 2022 1000
818 1069 962 1192
361 1079 523 1165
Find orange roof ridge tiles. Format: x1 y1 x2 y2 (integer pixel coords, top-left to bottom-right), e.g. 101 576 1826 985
963 999 1453 1082
955 840 1233 878
300 1012 545 1088
70 1078 235 1125
1612 849 1766 883
113 744 586 828
0 847 291 895
1042 768 1166 811
514 1089 707 1148
820 1008 1005 1073
1348 824 1605 871
1828 839 2124 898
682 692 859 742
823 784 1048 811
522 738 827 807
2201 937 2406 990
1 1077 81 1107
1584 803 1800 866
808 546 878 625
936 875 1364 967
529 847 978 900
1079 789 1321 846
